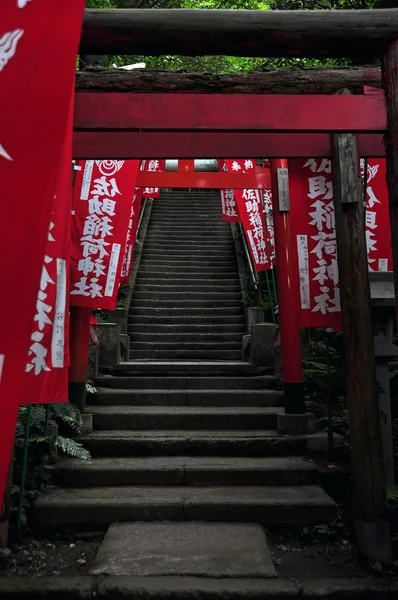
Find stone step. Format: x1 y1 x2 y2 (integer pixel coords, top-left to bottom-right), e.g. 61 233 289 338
129 306 244 317
138 268 238 278
143 243 235 251
129 349 243 360
130 299 242 309
89 406 282 431
110 361 265 376
148 221 230 228
129 333 243 344
90 522 277 578
127 322 246 332
92 389 282 407
132 294 241 303
139 258 238 268
130 341 242 352
56 456 316 488
147 228 232 237
76 430 330 459
134 283 241 293
144 241 234 249
96 375 275 390
34 485 336 528
142 248 236 257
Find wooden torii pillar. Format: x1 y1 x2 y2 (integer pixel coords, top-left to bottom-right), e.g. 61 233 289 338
76 7 398 563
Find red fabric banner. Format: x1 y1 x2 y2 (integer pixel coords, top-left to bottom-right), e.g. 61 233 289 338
70 160 139 309
289 157 392 331
141 159 166 198
289 158 342 331
361 159 393 272
21 102 74 405
224 159 273 271
216 160 240 222
0 0 84 502
120 186 143 284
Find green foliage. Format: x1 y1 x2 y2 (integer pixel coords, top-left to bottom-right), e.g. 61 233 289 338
303 329 349 441
85 0 376 73
12 403 90 529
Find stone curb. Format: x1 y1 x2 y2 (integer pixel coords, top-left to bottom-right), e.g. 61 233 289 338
0 577 398 599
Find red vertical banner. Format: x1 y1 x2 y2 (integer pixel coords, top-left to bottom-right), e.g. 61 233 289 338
22 101 74 405
70 160 139 309
289 158 342 331
141 159 165 198
224 159 273 271
0 0 85 502
120 187 144 284
361 159 393 272
217 160 240 222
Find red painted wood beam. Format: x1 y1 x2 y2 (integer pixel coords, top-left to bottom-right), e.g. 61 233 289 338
135 170 271 189
73 132 385 160
74 92 386 133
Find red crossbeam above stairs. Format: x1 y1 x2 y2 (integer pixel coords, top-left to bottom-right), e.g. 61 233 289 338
73 131 385 159
135 169 272 189
74 92 386 132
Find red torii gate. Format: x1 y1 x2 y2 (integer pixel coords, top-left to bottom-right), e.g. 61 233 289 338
73 7 398 563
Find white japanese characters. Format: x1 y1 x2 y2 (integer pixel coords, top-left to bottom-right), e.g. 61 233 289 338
26 218 66 375
302 158 340 317
71 161 123 299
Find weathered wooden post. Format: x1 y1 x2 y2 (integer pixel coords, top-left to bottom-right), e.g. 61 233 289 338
383 41 398 338
332 132 391 564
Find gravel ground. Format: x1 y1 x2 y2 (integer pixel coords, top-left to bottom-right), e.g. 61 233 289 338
0 533 103 577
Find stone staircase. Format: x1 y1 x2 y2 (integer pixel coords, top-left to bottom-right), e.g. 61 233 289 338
129 190 244 360
35 189 336 534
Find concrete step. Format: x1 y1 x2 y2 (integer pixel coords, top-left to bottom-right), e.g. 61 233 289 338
95 375 275 390
129 306 244 317
130 342 242 352
129 333 243 344
128 349 243 360
56 456 316 487
134 283 241 293
127 322 245 333
92 389 282 407
34 485 336 528
89 406 282 431
76 430 329 459
130 299 242 309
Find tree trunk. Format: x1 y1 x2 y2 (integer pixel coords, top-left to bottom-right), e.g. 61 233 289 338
76 66 382 95
81 8 398 59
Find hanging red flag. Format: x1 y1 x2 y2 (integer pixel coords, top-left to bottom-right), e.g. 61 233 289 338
289 157 392 331
0 0 85 503
216 160 240 222
361 158 393 272
141 159 166 198
224 159 273 271
289 158 342 331
120 187 144 284
21 97 74 405
70 160 139 309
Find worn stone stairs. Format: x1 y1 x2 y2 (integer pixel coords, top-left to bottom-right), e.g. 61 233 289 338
129 190 244 360
35 190 336 532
